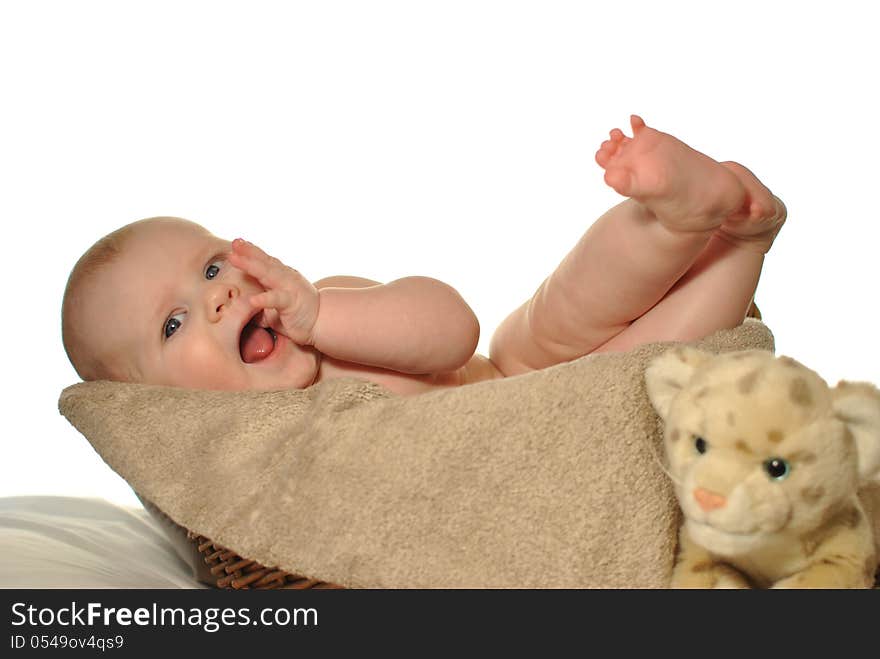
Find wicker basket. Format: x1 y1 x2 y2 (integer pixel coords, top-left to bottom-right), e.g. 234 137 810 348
187 531 343 590
141 498 342 590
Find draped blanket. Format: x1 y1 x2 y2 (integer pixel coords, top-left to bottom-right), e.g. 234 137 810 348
60 320 774 588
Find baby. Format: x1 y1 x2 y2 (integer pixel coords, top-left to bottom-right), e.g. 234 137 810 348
61 116 785 396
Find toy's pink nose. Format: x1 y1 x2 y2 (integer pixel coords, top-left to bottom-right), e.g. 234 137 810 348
693 487 727 512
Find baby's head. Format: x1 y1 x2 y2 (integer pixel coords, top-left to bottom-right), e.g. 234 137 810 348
61 217 320 390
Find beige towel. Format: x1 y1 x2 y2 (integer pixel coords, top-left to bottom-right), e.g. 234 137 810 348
59 320 774 588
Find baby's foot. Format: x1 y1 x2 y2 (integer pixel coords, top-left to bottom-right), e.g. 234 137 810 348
716 161 786 254
595 116 747 236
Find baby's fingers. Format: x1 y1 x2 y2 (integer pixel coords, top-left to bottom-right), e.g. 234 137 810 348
229 239 292 290
249 289 294 314
250 286 318 345
232 237 273 261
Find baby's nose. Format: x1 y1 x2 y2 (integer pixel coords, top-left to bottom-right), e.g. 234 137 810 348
208 284 240 319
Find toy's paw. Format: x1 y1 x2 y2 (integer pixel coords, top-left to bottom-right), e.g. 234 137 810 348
772 565 875 589
712 571 750 589
671 562 751 589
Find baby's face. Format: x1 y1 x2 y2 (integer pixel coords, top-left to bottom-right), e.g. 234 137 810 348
81 219 320 390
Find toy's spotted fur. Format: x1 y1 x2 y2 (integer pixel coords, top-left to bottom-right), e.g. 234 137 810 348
646 348 880 588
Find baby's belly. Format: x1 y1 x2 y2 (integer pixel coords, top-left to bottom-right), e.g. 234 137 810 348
315 354 503 396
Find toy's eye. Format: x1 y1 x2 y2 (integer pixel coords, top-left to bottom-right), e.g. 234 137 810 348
764 458 790 481
694 436 708 454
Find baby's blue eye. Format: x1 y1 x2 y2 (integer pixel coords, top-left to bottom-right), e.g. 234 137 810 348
164 312 186 339
205 260 222 280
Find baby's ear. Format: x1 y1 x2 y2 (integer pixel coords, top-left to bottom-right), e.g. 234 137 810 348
831 381 880 486
644 346 712 421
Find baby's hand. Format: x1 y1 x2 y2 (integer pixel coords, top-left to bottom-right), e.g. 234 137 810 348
228 239 319 346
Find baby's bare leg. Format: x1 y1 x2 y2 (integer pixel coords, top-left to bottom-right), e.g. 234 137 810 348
490 116 783 375
592 162 784 354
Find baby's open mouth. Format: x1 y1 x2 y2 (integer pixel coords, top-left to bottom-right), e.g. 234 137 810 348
239 314 277 363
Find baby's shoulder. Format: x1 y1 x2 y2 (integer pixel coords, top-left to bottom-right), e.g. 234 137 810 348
313 275 381 289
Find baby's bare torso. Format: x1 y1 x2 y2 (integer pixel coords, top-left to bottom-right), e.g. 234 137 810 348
315 353 504 395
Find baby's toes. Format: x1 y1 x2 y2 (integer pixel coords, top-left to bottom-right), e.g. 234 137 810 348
720 161 777 220
603 166 633 196
609 128 627 144
749 192 786 224
595 140 619 167
748 197 773 222
596 134 632 167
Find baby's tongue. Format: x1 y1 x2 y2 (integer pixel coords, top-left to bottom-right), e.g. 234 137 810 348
240 325 274 363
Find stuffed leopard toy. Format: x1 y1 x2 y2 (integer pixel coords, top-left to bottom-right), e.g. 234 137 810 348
645 347 880 588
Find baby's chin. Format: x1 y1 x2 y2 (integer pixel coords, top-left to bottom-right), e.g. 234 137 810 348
275 351 321 390
245 336 321 391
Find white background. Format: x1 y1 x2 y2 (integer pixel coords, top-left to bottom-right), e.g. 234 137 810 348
1 1 877 508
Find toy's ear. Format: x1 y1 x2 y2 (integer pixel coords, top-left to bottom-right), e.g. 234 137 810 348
644 347 712 421
831 381 880 485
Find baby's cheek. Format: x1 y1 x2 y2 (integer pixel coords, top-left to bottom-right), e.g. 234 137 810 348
166 339 245 390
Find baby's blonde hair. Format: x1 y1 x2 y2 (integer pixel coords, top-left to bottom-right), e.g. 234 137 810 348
61 224 138 380
63 216 204 380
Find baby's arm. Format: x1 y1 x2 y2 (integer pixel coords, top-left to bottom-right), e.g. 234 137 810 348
229 240 479 374
313 275 479 373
